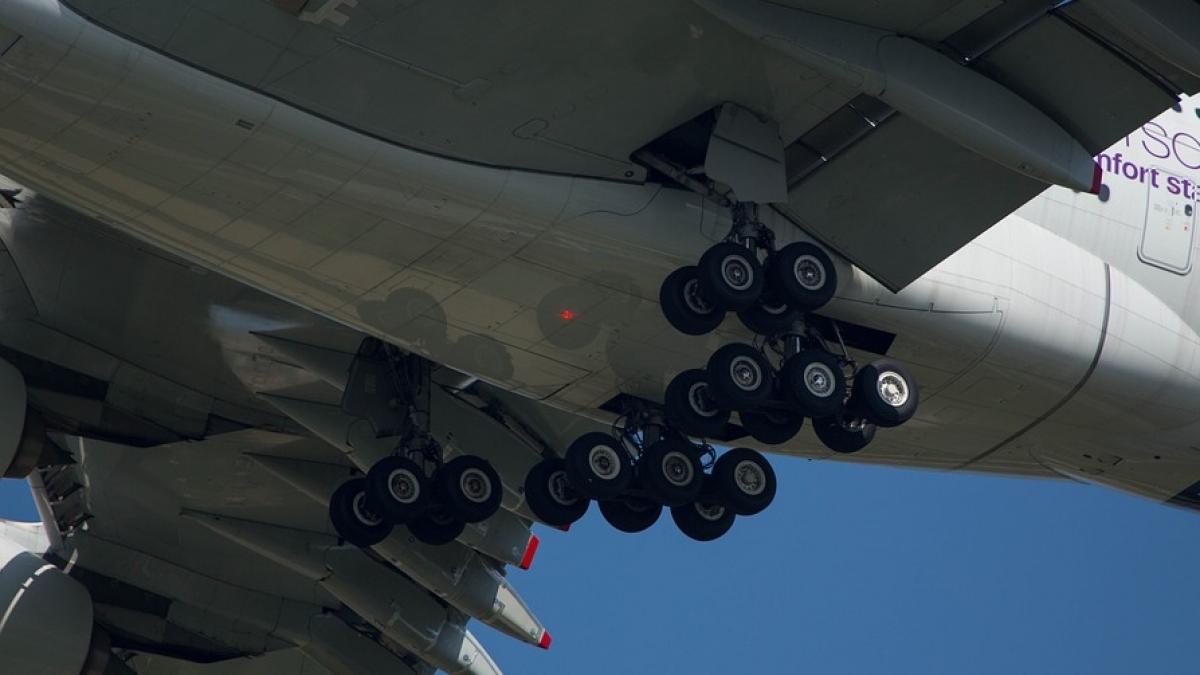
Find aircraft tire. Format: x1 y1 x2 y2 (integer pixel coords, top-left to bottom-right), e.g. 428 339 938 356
599 497 662 533
365 456 429 524
664 369 731 438
435 455 504 524
659 266 724 336
329 478 393 548
706 343 775 410
812 415 877 454
712 448 777 516
564 432 633 500
670 481 735 542
853 359 919 428
638 436 705 507
524 459 590 527
781 350 846 419
407 507 466 546
770 242 837 310
697 242 765 311
737 286 800 336
739 408 804 445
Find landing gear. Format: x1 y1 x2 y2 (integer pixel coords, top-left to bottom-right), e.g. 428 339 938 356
524 458 590 527
564 432 633 500
329 341 507 549
330 478 392 548
657 202 920 457
599 498 662 534
712 448 776 516
670 481 736 542
638 436 704 507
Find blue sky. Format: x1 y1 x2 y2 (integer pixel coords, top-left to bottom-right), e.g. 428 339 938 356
4 458 1198 674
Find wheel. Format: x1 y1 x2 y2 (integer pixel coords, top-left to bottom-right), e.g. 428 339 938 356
434 455 504 524
329 478 393 548
712 448 777 516
739 408 804 445
664 369 731 438
638 436 704 507
853 359 919 427
670 482 736 542
780 350 845 418
599 498 663 533
407 507 466 546
737 287 800 336
706 343 774 410
659 266 725 336
564 432 633 500
812 415 877 454
697 242 765 311
770 242 837 310
365 456 429 524
524 458 590 527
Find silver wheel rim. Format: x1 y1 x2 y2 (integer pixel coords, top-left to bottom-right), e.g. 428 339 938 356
352 492 383 527
548 469 577 506
729 355 764 393
459 467 493 504
762 300 789 316
683 278 714 315
803 362 836 398
587 445 622 481
695 501 726 522
733 459 767 496
877 370 910 407
687 381 720 418
721 254 754 291
387 468 421 505
661 450 695 487
794 254 826 291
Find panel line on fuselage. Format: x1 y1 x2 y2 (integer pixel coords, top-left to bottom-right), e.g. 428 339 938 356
956 262 1113 470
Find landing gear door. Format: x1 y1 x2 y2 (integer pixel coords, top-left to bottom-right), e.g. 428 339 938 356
704 104 788 204
1138 168 1195 275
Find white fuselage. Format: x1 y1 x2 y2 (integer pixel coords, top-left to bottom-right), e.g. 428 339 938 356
2 0 1200 505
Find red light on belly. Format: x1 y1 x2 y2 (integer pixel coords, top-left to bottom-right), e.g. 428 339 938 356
559 309 576 321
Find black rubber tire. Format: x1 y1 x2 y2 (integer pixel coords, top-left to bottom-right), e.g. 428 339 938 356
664 369 731 438
740 408 804 445
329 478 393 548
659 266 724 336
365 456 429 524
670 481 736 542
434 455 504 524
780 350 846 419
564 432 633 500
737 287 800 336
697 242 765 312
639 437 705 507
407 507 466 546
599 498 663 534
712 448 777 516
706 343 775 410
812 416 877 454
770 242 837 310
853 359 920 428
524 458 590 527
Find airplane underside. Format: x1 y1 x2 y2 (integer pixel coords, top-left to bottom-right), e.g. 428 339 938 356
1 0 1200 673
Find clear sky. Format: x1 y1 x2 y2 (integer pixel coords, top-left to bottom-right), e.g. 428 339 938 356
3 457 1198 675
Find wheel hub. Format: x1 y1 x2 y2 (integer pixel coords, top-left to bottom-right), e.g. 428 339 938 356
733 460 766 496
661 451 695 487
794 255 826 291
683 278 714 315
695 501 726 522
730 355 763 392
721 254 754 291
687 382 720 418
877 371 910 407
459 467 493 503
803 362 836 398
588 445 621 480
548 469 578 506
387 469 420 504
352 492 383 527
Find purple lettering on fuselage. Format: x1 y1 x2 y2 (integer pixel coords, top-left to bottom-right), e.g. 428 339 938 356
1098 119 1200 198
